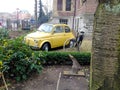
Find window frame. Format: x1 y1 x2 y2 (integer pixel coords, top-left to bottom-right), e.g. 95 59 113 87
59 19 68 24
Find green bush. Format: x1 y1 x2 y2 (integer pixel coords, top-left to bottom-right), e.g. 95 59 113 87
0 37 43 82
0 28 9 39
41 52 91 65
4 51 42 82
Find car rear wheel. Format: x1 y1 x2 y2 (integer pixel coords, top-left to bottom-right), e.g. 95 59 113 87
69 39 75 48
42 43 50 51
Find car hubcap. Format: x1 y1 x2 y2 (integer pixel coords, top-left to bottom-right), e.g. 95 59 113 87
70 41 74 48
45 46 48 51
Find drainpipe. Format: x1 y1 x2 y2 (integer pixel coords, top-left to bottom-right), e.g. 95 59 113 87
72 0 77 36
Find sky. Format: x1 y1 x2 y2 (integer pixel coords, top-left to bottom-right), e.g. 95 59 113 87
0 0 53 15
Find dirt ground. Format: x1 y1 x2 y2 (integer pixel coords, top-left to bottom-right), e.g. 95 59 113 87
8 65 89 90
9 30 29 38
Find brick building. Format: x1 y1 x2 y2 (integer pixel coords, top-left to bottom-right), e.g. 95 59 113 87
51 0 98 35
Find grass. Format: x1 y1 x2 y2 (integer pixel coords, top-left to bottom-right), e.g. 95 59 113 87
58 39 92 52
80 39 92 52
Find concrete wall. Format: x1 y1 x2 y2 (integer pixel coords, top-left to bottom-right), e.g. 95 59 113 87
74 14 94 37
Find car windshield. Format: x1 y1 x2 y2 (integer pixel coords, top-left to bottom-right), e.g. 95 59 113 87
38 24 53 33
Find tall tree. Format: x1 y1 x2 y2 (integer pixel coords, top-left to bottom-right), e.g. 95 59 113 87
34 0 38 28
90 0 120 90
38 0 47 26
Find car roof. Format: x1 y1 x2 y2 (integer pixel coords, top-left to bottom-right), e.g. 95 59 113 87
42 23 68 27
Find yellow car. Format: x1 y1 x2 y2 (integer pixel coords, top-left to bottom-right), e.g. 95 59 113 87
24 23 75 51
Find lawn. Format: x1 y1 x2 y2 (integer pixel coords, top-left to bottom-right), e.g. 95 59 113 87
80 39 92 52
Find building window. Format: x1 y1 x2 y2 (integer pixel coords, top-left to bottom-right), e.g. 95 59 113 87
57 0 63 11
82 0 87 3
59 19 68 24
66 0 71 11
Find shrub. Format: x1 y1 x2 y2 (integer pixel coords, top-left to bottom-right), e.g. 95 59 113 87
0 60 2 71
4 51 42 81
41 52 91 65
0 37 43 82
0 28 9 39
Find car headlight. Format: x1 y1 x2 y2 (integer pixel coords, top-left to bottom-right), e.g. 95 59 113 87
34 39 39 43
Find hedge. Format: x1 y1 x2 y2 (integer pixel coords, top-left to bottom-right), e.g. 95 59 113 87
40 51 91 65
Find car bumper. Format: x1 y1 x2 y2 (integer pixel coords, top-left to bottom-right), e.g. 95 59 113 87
24 37 42 49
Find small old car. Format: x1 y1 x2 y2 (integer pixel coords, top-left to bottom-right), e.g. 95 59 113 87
24 23 75 51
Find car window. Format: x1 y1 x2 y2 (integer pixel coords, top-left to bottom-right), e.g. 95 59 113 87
38 24 53 33
54 26 64 33
65 26 70 33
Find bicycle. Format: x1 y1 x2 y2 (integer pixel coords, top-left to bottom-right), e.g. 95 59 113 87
63 31 85 51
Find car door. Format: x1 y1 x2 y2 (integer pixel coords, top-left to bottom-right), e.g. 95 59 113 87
64 26 73 41
51 26 65 48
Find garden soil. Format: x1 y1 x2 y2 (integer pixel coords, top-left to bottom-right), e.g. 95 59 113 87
8 66 89 90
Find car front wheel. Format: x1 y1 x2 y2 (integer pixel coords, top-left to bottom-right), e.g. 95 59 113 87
42 43 50 51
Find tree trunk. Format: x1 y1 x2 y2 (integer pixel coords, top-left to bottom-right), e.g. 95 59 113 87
90 1 120 90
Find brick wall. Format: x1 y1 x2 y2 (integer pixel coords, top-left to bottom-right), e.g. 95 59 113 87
76 0 98 15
